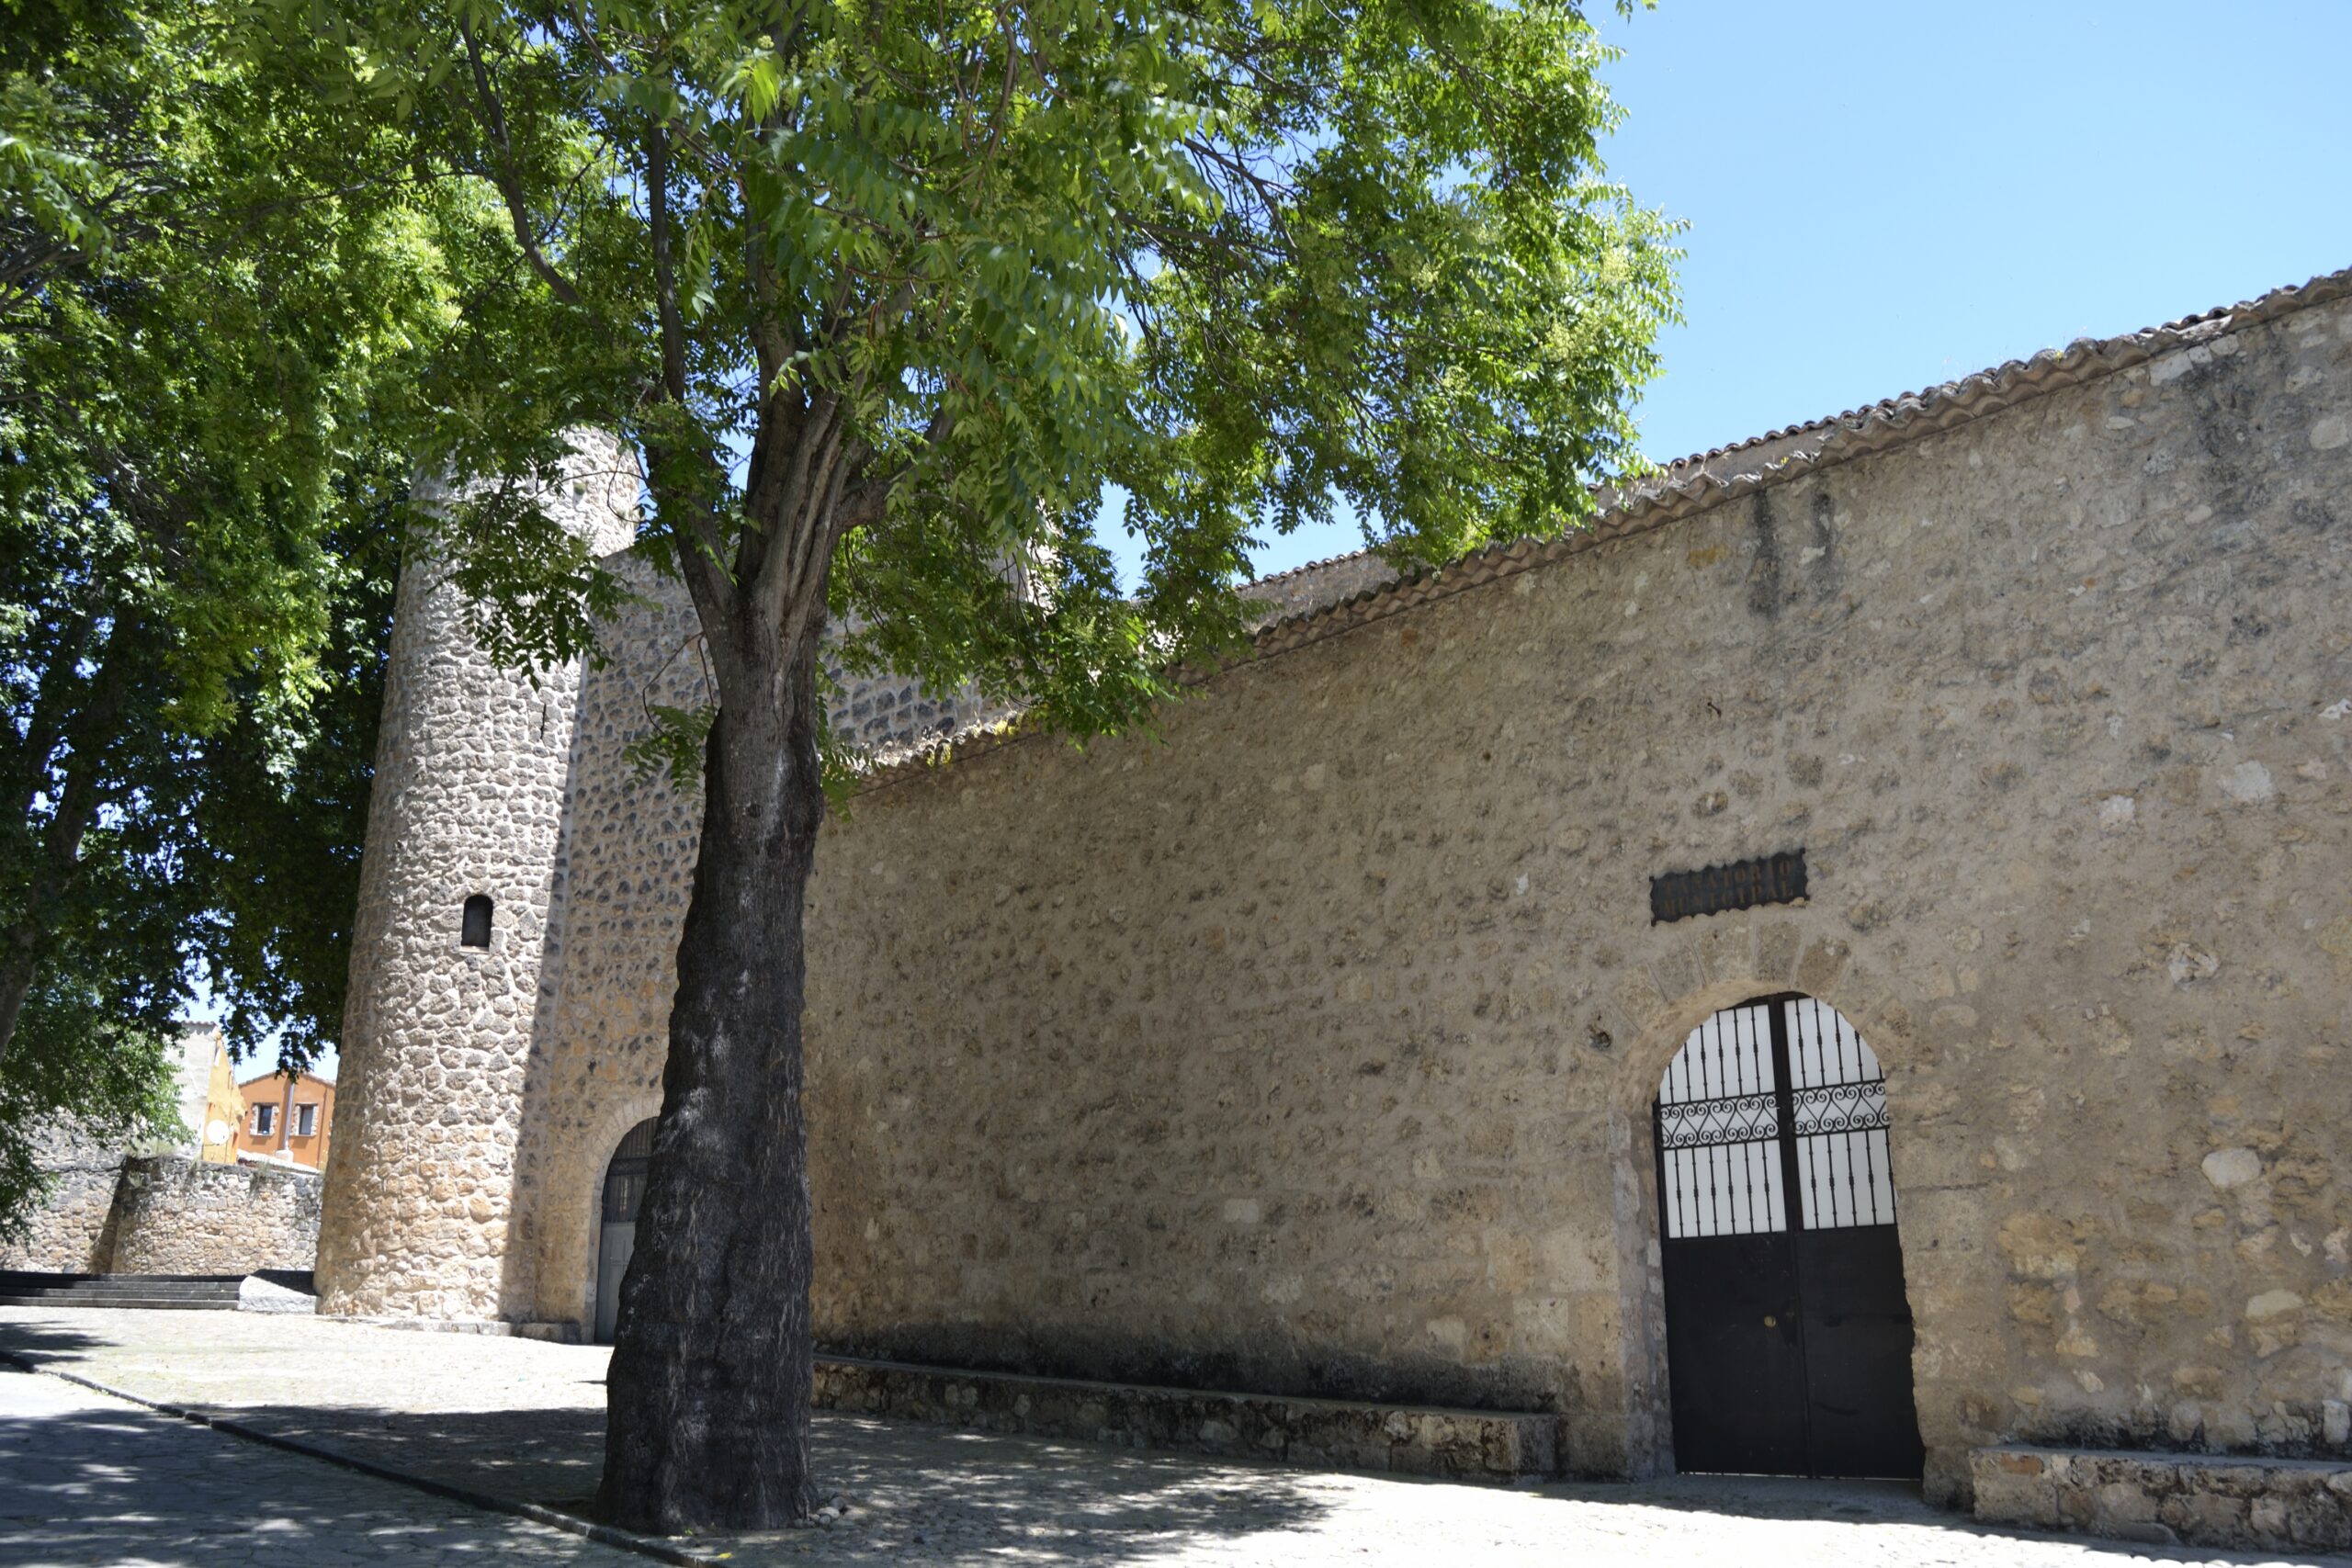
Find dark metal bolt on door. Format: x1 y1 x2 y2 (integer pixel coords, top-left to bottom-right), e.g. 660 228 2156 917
1654 994 1924 1479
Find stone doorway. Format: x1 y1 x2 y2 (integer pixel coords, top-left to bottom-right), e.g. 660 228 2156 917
593 1118 656 1345
1654 993 1924 1478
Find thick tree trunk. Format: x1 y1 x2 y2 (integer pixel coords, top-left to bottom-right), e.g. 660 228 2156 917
598 619 826 1532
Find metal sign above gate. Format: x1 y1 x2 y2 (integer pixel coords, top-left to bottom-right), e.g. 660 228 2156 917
1650 849 1807 924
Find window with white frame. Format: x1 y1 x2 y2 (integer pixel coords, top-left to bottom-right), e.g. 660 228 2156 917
295 1102 318 1137
251 1103 276 1136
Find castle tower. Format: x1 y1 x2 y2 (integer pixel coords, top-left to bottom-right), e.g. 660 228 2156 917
315 434 638 1322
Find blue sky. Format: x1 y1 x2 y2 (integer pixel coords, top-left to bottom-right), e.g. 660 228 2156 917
1152 0 2352 585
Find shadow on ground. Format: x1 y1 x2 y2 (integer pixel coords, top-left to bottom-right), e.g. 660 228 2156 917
0 1322 101 1361
220 1403 1356 1562
3 1314 2333 1566
0 1379 622 1568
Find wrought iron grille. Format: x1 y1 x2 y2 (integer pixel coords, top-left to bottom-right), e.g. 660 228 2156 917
1786 998 1895 1229
1657 1003 1786 1237
1656 996 1897 1238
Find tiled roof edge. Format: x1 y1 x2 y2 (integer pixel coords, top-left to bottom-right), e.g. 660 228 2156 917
1246 548 1385 593
853 265 2352 797
1237 265 2351 666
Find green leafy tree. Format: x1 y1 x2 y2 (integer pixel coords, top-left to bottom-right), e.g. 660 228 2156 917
266 0 1677 1529
0 0 457 1217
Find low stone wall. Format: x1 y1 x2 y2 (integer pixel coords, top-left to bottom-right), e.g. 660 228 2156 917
0 1124 130 1272
812 1354 1557 1480
1971 1445 2352 1554
104 1156 321 1275
0 1164 122 1272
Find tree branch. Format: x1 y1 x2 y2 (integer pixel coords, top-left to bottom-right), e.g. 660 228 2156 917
646 120 689 402
459 20 584 309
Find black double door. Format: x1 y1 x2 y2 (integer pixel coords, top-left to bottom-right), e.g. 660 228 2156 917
1654 995 1924 1479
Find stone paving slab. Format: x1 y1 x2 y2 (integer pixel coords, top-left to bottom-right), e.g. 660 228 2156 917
0 1365 644 1567
2 1308 2346 1567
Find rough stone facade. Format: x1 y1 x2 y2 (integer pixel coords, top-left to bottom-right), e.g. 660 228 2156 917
0 1124 130 1271
812 1354 1557 1480
316 437 643 1319
322 439 1004 1323
103 1156 321 1274
320 270 2352 1508
1 1138 321 1276
1971 1443 2352 1554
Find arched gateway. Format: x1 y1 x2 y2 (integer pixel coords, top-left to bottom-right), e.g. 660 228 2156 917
1654 993 1923 1478
594 1119 657 1344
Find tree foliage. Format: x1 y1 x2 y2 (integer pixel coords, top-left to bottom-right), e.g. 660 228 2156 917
0 0 458 1215
245 0 1679 1529
277 0 1679 740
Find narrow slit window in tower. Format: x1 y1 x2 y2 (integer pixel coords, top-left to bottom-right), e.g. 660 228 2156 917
461 895 494 949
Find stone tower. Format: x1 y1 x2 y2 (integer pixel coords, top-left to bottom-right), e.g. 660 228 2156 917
315 435 639 1322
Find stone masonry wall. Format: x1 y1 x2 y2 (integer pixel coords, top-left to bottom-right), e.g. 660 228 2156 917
323 437 1006 1323
105 1156 321 1274
4 1134 321 1276
313 280 2352 1504
0 1123 127 1271
317 436 642 1320
481 280 2352 1505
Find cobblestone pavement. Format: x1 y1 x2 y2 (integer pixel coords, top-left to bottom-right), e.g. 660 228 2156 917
0 1364 644 1567
1 1308 2343 1567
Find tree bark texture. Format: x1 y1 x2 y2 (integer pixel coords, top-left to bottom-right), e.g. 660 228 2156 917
597 623 826 1531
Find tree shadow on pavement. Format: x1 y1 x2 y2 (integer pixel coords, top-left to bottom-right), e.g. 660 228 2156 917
0 1321 102 1363
0 1376 622 1568
108 1399 1338 1565
3 1359 2308 1568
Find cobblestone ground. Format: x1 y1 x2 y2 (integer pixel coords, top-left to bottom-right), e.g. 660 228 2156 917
0 1366 642 1567
0 1308 2342 1567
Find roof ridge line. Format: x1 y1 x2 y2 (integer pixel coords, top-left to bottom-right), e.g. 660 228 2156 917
849 263 2352 797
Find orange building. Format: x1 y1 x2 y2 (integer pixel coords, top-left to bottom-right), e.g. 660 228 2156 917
231 1067 336 1170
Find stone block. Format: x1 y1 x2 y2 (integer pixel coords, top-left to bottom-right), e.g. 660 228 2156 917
1972 1446 2352 1554
810 1354 1556 1482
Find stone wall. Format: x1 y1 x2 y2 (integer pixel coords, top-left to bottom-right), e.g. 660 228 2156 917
0 1124 127 1271
1971 1444 2352 1554
317 437 641 1320
812 1354 1558 1480
105 1156 322 1274
334 274 2352 1506
3 1140 321 1276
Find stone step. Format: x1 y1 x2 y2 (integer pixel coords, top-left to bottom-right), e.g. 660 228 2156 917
0 1271 253 1310
0 1271 247 1289
811 1354 1557 1481
7 1280 240 1294
1972 1444 2352 1555
5 1281 242 1295
0 1294 237 1310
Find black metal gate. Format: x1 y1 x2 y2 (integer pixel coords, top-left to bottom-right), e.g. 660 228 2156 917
1654 994 1924 1478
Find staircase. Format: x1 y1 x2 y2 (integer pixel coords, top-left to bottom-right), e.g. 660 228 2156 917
0 1270 271 1310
